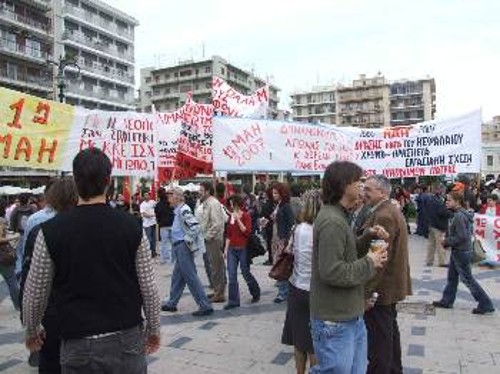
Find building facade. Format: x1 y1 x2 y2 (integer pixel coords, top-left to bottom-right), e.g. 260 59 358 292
336 74 391 127
139 56 280 118
390 78 436 126
289 85 336 124
0 0 54 98
53 0 138 110
290 74 436 128
482 115 500 143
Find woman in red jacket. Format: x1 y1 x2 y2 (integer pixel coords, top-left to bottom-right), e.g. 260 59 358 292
224 194 261 310
479 194 500 216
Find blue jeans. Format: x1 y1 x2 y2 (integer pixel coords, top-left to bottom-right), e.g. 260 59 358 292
441 250 494 310
144 226 156 255
310 317 368 374
0 264 20 310
159 227 173 263
165 242 212 311
227 247 260 306
276 280 289 301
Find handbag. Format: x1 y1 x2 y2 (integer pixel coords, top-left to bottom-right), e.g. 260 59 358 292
247 232 266 259
268 226 296 281
471 235 486 264
0 242 16 267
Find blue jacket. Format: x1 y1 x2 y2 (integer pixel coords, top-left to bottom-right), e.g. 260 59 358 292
427 195 450 232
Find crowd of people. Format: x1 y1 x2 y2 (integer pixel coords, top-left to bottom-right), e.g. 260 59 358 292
1 151 499 373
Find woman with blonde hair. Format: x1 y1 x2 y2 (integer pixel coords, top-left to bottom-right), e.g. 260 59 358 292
281 189 321 374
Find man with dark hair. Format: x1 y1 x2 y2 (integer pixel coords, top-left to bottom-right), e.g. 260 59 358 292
360 175 412 374
23 148 161 373
196 181 227 302
310 161 388 374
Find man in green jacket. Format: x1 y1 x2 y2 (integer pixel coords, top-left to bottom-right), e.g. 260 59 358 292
310 161 388 374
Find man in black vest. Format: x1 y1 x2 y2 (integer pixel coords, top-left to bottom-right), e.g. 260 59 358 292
22 148 161 373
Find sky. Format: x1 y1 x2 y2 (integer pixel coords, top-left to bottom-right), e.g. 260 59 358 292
106 0 500 120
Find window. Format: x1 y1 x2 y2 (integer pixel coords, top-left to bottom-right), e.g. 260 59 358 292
205 66 211 73
487 155 493 166
205 82 211 89
179 69 192 77
145 77 151 83
220 67 225 75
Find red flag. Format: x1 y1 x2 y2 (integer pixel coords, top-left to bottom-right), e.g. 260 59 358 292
122 176 131 203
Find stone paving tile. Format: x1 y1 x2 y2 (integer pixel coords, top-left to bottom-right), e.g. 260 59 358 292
408 344 425 357
411 326 426 336
403 368 423 374
271 351 294 365
168 336 192 348
0 359 23 372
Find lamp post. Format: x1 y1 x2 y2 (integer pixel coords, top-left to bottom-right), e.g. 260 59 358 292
47 55 81 103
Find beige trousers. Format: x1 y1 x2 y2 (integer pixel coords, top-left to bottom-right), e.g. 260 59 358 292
426 227 447 266
205 238 226 298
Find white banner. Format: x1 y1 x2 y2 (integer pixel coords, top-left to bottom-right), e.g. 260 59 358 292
63 110 158 177
212 76 269 118
341 110 482 178
474 214 500 264
213 111 482 175
213 117 353 172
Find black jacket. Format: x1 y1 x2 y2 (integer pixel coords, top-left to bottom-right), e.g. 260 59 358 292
155 199 174 227
427 194 450 232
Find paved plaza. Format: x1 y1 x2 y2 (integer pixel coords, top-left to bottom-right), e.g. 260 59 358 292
1 230 500 373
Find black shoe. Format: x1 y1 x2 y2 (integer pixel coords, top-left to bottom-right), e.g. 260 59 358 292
223 304 240 310
192 308 214 317
161 304 178 312
263 260 272 266
432 301 452 309
28 352 39 367
207 293 215 299
251 295 260 304
439 264 449 268
274 296 286 304
472 307 495 315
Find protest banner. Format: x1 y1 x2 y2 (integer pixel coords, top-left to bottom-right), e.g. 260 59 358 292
155 94 213 182
0 86 75 169
213 111 481 175
212 76 269 118
213 117 353 172
338 111 482 178
63 110 157 177
474 214 500 265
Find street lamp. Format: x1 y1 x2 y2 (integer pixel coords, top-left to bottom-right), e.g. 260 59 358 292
47 55 81 103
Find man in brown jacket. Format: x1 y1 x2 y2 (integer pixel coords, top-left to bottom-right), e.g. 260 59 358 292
359 175 412 374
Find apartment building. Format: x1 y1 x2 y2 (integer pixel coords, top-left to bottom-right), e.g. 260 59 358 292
291 74 436 128
290 85 336 124
139 56 280 118
336 74 391 127
0 0 54 98
53 0 138 110
390 78 436 126
482 115 500 143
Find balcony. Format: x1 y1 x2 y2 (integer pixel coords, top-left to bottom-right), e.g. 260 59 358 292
0 37 50 64
63 5 134 42
24 0 51 11
0 6 52 38
73 57 134 85
0 68 52 91
66 82 135 107
62 31 134 64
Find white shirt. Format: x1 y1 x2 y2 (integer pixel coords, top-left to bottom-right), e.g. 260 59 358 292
140 200 157 227
290 223 313 292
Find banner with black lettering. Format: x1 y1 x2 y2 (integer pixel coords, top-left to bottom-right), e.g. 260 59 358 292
213 111 481 175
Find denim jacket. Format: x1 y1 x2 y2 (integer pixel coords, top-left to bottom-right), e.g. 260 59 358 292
443 208 474 251
178 203 206 255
